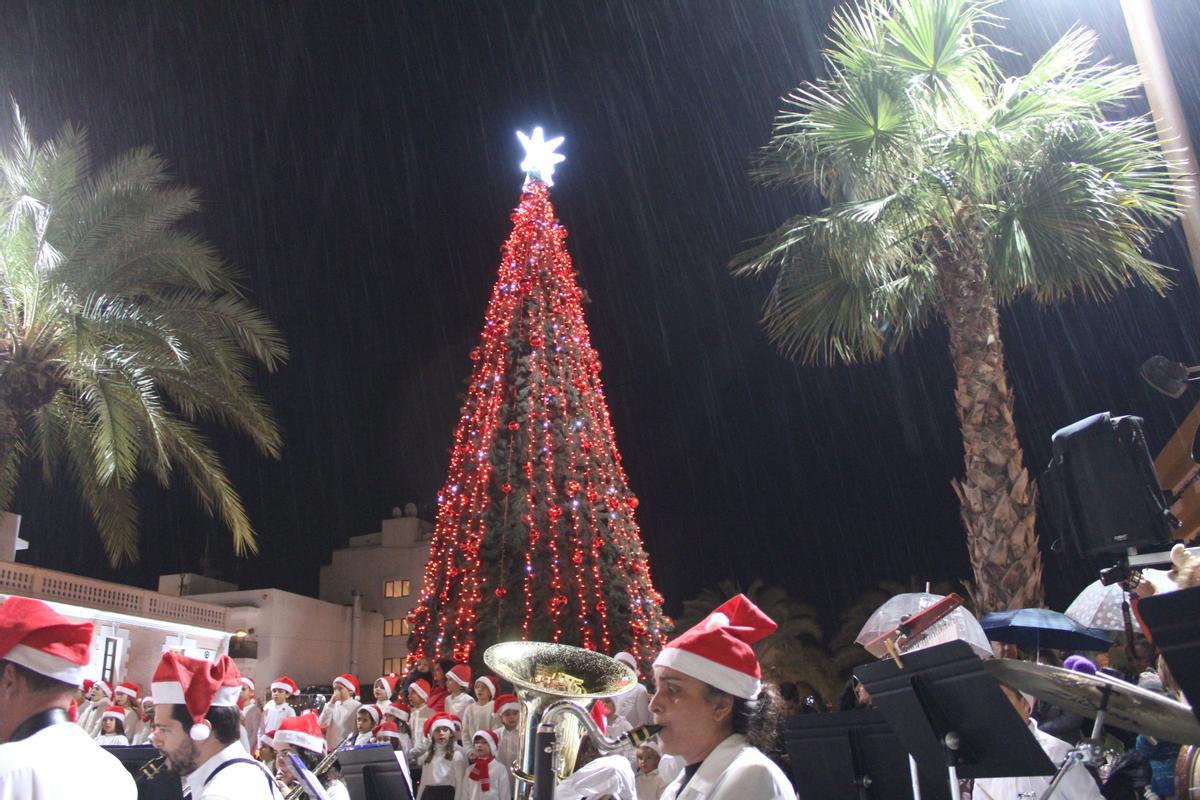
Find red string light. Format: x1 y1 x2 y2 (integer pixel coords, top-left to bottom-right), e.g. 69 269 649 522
407 181 671 664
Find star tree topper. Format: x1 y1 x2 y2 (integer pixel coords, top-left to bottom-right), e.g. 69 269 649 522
517 126 565 186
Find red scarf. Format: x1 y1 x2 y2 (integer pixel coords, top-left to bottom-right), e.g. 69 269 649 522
468 755 494 791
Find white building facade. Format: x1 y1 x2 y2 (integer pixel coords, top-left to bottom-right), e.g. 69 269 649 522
319 510 432 675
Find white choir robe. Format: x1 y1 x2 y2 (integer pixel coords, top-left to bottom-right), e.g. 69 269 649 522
81 698 110 737
324 779 351 800
354 730 374 746
259 700 295 740
615 683 653 728
495 726 522 773
408 706 434 762
637 769 667 800
461 700 494 743
973 721 1103 800
318 697 362 750
415 749 466 799
96 732 130 746
121 708 142 744
0 720 136 799
460 758 511 800
445 690 473 721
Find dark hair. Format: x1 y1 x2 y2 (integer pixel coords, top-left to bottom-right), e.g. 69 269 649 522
287 745 340 786
837 677 860 712
777 682 799 703
169 704 242 746
0 660 76 695
104 715 126 735
704 682 781 752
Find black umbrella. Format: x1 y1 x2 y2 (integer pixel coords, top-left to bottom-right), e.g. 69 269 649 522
980 608 1113 653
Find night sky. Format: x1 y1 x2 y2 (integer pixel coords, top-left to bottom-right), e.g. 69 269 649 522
4 0 1200 627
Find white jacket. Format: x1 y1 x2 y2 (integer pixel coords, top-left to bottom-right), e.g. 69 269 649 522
318 697 361 750
0 721 136 800
660 734 794 800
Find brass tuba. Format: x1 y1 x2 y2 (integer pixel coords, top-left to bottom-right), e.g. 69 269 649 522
484 641 659 800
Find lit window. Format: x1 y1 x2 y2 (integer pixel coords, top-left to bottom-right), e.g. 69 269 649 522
384 579 412 598
400 579 411 597
383 658 401 674
384 618 407 637
401 619 411 635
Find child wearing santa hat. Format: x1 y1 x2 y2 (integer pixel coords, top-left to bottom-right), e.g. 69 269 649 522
651 593 793 800
443 664 473 721
95 705 131 746
372 720 405 751
275 712 350 800
259 675 297 743
373 672 399 715
416 713 465 800
318 672 362 750
113 681 142 743
80 678 114 736
384 702 414 753
354 703 383 745
407 678 434 759
459 729 510 800
490 693 522 773
461 675 496 743
635 742 667 800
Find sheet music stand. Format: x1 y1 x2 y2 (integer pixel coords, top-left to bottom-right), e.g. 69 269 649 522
784 708 950 800
336 743 415 800
1138 585 1200 721
856 641 1055 800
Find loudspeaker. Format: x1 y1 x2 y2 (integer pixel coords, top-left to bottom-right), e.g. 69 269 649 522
1040 412 1176 560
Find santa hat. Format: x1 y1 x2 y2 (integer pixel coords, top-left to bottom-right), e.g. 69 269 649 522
375 673 399 696
82 678 95 694
333 673 360 697
423 712 456 737
115 681 139 699
101 705 127 723
589 699 608 735
384 702 410 723
270 676 298 695
373 720 402 741
259 729 277 749
94 680 113 698
275 712 327 754
358 704 383 725
493 693 520 715
0 596 93 684
408 678 431 700
653 593 776 700
474 675 498 697
446 663 472 688
152 652 242 742
141 696 155 710
473 728 500 755
241 677 256 692
613 651 638 671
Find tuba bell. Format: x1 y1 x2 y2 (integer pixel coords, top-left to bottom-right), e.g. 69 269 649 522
484 641 660 800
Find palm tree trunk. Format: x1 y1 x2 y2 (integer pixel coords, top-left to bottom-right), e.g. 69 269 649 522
934 223 1045 613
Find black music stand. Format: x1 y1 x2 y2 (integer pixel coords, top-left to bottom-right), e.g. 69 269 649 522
336 744 414 800
856 641 1055 800
1138 585 1200 721
784 709 949 800
103 745 184 800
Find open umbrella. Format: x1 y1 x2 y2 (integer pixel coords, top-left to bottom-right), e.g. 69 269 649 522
855 592 993 660
1064 580 1140 633
980 608 1112 652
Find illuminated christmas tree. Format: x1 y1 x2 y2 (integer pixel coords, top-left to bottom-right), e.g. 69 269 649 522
407 129 671 666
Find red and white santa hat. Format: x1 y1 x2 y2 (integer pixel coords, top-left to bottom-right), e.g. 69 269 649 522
408 678 431 701
375 673 399 697
275 712 327 754
473 728 500 755
423 711 457 737
259 729 277 749
333 673 360 697
653 593 776 700
82 678 95 694
446 663 472 689
270 676 298 695
613 651 638 672
101 705 127 723
358 704 383 725
152 652 243 741
115 681 139 700
241 676 256 692
384 702 410 723
493 693 520 715
94 679 113 698
373 720 402 741
474 675 498 697
0 596 93 684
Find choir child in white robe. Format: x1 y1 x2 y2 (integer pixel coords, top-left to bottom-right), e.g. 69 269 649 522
416 713 465 800
259 676 297 742
94 706 130 746
491 694 522 773
460 729 509 800
444 664 474 721
318 673 361 750
462 676 496 744
354 704 382 745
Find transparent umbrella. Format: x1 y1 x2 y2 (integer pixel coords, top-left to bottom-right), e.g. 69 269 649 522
1064 580 1140 633
855 592 993 660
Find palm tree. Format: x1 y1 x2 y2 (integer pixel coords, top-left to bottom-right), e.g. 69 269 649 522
0 106 287 565
678 579 840 702
732 0 1181 611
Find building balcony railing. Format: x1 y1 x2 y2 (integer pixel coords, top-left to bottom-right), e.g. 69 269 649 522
0 561 229 631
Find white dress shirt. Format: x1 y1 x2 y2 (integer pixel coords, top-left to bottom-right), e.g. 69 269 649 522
0 719 136 800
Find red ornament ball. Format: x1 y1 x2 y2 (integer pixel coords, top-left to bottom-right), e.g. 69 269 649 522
495 587 508 598
501 483 513 494
571 551 584 566
508 421 521 432
628 497 639 508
